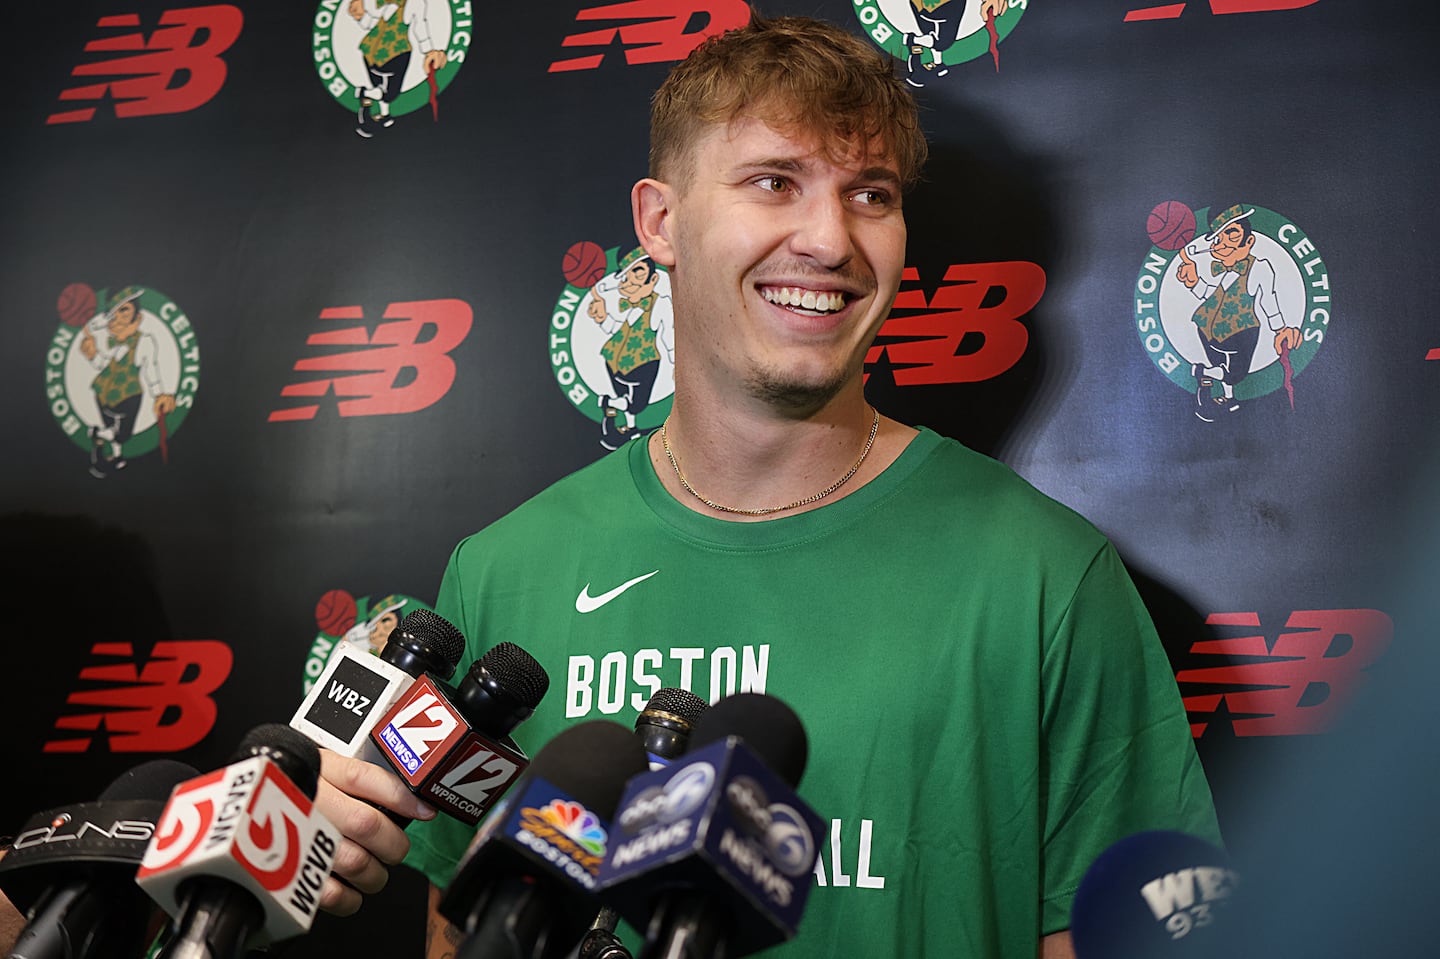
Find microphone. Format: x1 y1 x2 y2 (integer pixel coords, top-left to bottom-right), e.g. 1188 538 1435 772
598 692 824 959
579 688 710 959
437 721 651 959
0 759 197 959
1069 830 1237 959
290 608 466 762
135 724 342 958
633 688 708 771
369 640 549 825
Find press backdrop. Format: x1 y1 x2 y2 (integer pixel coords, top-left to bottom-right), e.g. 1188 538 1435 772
3 1 1436 954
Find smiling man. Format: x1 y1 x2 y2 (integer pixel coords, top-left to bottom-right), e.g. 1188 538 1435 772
396 14 1220 959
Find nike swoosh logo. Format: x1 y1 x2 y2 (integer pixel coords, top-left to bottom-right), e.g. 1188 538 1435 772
576 570 660 613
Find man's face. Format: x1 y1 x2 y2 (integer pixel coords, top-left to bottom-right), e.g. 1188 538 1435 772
1210 223 1254 267
107 302 140 340
641 115 906 411
618 262 658 301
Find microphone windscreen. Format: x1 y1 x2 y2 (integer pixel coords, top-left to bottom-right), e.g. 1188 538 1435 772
235 723 322 798
1070 830 1235 959
642 687 707 726
528 721 650 818
397 609 467 669
96 759 199 802
689 693 808 788
475 641 551 709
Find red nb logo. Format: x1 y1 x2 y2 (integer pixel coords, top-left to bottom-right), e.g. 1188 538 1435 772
269 300 473 421
45 641 233 753
550 1 749 72
866 262 1045 385
1125 0 1318 22
1178 609 1392 737
48 6 243 124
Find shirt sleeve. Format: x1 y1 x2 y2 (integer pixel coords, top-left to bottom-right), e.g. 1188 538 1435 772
1037 544 1222 934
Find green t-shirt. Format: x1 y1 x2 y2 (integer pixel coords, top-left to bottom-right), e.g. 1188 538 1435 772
407 428 1219 957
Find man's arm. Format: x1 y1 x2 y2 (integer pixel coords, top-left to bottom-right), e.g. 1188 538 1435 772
0 853 22 955
1041 929 1075 959
425 883 463 959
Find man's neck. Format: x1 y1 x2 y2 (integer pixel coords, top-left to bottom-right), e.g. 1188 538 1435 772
647 389 916 522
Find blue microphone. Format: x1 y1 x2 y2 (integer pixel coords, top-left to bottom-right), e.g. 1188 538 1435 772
1070 830 1237 959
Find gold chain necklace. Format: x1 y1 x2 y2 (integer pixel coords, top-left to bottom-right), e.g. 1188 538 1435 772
660 407 880 516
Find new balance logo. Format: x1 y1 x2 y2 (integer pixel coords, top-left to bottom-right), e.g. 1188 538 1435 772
268 300 473 421
45 641 233 752
866 262 1046 385
1177 609 1393 737
48 6 244 125
549 1 749 73
1125 0 1318 22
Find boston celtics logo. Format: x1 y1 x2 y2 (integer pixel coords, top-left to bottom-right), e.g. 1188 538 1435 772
1134 202 1331 422
550 242 675 451
311 0 471 138
303 590 432 694
854 0 1026 87
45 284 200 478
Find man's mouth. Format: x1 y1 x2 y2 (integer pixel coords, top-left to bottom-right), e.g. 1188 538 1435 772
760 286 848 315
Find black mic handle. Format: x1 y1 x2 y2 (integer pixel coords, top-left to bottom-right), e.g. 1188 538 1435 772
153 882 264 959
638 893 728 959
577 922 633 959
456 875 551 959
7 881 136 959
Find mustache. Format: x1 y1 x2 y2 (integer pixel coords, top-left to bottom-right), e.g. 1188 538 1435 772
749 258 877 296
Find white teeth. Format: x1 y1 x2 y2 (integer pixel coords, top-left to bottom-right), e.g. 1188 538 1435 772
762 286 845 312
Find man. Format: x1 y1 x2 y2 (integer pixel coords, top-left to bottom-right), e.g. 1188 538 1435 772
1175 204 1303 421
78 286 176 478
269 13 1216 959
589 251 676 449
393 14 1218 959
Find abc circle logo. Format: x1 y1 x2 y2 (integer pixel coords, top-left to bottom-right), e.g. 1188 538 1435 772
764 803 815 878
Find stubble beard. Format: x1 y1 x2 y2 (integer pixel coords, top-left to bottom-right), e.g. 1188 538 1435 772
742 361 855 416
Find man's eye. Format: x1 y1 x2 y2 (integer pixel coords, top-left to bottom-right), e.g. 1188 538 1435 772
755 176 789 193
852 189 892 207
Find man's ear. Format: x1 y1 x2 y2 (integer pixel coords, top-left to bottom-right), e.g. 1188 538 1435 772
632 178 677 268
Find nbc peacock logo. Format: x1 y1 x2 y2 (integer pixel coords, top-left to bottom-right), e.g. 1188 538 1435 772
536 799 609 858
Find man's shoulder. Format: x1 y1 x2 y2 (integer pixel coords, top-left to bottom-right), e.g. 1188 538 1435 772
903 431 1109 555
450 446 637 557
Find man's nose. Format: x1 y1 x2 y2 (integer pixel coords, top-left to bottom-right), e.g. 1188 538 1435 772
788 194 855 270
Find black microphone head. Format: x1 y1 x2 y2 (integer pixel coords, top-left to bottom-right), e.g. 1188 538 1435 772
383 608 467 679
235 724 322 799
454 642 551 735
641 688 708 728
98 758 200 802
689 693 808 788
476 642 551 707
528 721 651 819
1070 831 1236 959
